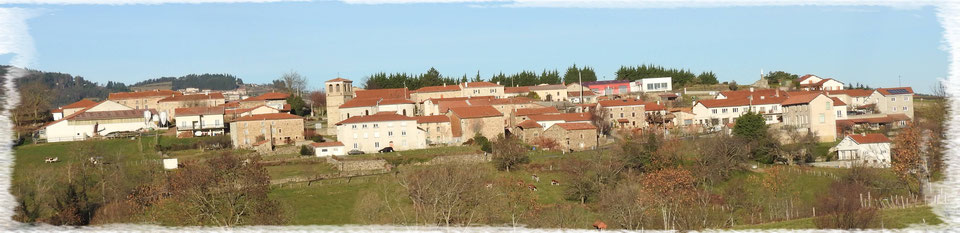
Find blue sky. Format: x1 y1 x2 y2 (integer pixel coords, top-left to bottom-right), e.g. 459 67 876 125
11 2 949 93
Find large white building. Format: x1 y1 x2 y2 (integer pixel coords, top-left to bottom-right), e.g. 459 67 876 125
635 77 672 92
335 112 427 153
39 100 161 142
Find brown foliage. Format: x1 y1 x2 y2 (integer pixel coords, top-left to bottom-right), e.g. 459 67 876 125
892 123 928 196
398 164 491 226
531 136 560 151
692 135 749 185
813 181 879 229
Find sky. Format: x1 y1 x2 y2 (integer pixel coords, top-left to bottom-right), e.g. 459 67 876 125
5 2 950 93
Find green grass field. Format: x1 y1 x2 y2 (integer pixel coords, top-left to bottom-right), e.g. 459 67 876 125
269 176 381 225
733 206 942 230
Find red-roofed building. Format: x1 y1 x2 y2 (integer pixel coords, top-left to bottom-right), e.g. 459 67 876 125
541 122 598 152
355 88 411 100
412 84 462 102
598 98 647 129
826 89 874 107
311 141 346 157
460 81 504 98
229 113 305 149
870 87 915 119
582 80 631 96
799 78 844 91
415 115 454 145
334 112 426 153
834 133 892 168
339 98 417 121
158 93 227 120
504 86 531 97
52 99 100 120
781 93 837 142
39 100 162 142
173 106 226 138
447 105 505 142
239 92 290 111
108 90 183 110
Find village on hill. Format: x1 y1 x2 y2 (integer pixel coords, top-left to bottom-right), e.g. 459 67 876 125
11 69 947 229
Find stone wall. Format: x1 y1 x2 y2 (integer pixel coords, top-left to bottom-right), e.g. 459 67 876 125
326 156 391 172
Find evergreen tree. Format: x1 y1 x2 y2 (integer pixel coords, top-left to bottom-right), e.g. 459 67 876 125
733 111 767 141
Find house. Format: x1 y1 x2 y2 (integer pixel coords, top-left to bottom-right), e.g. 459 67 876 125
335 112 426 153
635 77 672 92
870 87 915 119
542 122 598 152
526 113 592 131
460 82 504 98
597 99 647 129
513 107 561 124
836 113 911 134
528 84 568 101
158 93 226 120
448 105 505 142
800 78 845 91
692 94 787 126
239 92 290 111
51 99 99 121
830 97 848 120
833 133 892 168
108 90 182 110
421 96 496 116
781 93 837 142
339 98 416 120
514 119 545 143
412 84 462 102
568 91 598 104
224 105 281 121
311 141 346 157
229 113 305 149
825 89 874 108
503 86 531 98
415 115 454 145
39 100 161 142
583 80 631 96
174 106 226 138
669 107 697 126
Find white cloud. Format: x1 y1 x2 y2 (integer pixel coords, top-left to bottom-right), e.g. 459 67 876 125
0 8 39 68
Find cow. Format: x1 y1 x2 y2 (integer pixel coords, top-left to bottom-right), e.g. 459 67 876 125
527 184 537 191
551 179 560 186
531 174 540 183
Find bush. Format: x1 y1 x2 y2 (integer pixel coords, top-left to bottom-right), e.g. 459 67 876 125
813 180 879 229
299 145 313 156
472 134 492 153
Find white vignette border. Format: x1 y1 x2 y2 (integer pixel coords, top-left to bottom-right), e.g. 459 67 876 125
0 0 959 232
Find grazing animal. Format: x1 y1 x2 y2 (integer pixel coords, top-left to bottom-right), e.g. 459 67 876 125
551 179 560 186
44 157 59 163
532 174 540 183
593 220 607 230
485 183 493 189
516 181 525 187
527 184 537 191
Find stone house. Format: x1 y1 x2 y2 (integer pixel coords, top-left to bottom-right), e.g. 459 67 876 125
448 105 505 142
108 90 182 110
158 92 226 121
542 122 598 152
597 99 647 129
229 113 305 149
414 115 454 145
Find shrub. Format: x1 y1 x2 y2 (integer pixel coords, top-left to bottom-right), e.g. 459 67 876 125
299 145 313 156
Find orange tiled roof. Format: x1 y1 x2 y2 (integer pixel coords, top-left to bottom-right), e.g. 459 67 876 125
515 107 560 116
553 122 597 131
414 115 450 124
829 97 847 106
355 88 410 99
232 113 302 122
826 89 874 97
877 87 914 96
598 99 646 107
326 78 352 82
108 90 182 100
781 93 823 106
516 119 543 129
847 133 891 144
797 74 819 83
414 85 461 93
175 106 225 116
159 93 225 102
461 82 501 88
449 105 503 119
340 98 414 108
60 99 99 110
335 112 415 125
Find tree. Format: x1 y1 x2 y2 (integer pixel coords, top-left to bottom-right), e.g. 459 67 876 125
286 95 310 117
813 180 879 229
598 175 654 230
892 124 928 197
279 71 308 96
641 168 697 230
163 153 286 226
491 135 529 172
398 164 490 226
692 135 749 185
732 111 767 141
589 107 612 135
728 80 739 90
308 90 326 117
563 64 597 84
697 71 719 85
764 71 799 87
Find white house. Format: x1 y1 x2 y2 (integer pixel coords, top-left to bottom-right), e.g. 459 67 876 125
174 106 226 138
312 141 346 157
51 99 99 121
335 112 427 153
833 133 892 168
39 100 160 142
635 77 672 92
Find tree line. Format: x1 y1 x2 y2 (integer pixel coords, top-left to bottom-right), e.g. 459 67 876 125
361 65 599 90
132 73 243 91
616 64 718 87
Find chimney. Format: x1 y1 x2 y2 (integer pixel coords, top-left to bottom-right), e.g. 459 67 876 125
775 89 780 97
443 83 446 87
656 100 660 105
760 96 765 100
861 132 866 136
496 81 500 85
750 87 755 92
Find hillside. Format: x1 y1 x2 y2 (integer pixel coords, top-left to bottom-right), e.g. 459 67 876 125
131 73 243 91
1 66 130 107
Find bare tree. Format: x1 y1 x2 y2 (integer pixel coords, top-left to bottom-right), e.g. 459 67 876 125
308 90 326 117
398 164 490 226
598 176 654 230
813 180 879 229
280 71 308 97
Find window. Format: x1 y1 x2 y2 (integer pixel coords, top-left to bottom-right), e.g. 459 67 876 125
819 113 825 123
620 113 624 117
373 124 379 128
388 131 394 136
722 108 728 113
892 107 897 112
837 110 843 117
375 142 380 148
321 149 328 152
632 112 635 117
903 96 909 101
903 106 908 111
712 109 717 114
362 124 367 129
353 143 358 149
352 125 357 129
278 129 282 133
891 97 896 102
402 131 407 136
826 102 831 110
436 126 440 132
733 108 738 113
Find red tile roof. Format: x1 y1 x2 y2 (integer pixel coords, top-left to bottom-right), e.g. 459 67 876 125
414 115 450 124
242 92 290 101
488 97 534 105
41 101 104 128
876 87 914 96
553 122 597 131
644 102 666 112
159 93 225 102
515 107 560 116
505 86 531 94
847 133 891 144
175 106 225 116
718 89 784 99
425 96 495 103
598 99 646 107
461 82 501 88
568 91 597 97
888 113 911 121
232 113 302 122
826 89 874 97
528 84 566 90
108 90 182 100
326 78 352 82
697 95 788 108
829 97 847 106
449 105 503 119
311 141 345 147
73 109 157 121
528 113 591 122
340 98 414 108
355 88 410 99
335 112 415 125
60 99 99 110
220 101 240 109
797 74 819 83
414 85 461 93
516 119 543 129
781 93 823 106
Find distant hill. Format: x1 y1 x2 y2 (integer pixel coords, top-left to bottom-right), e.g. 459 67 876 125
131 73 243 91
1 66 130 107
